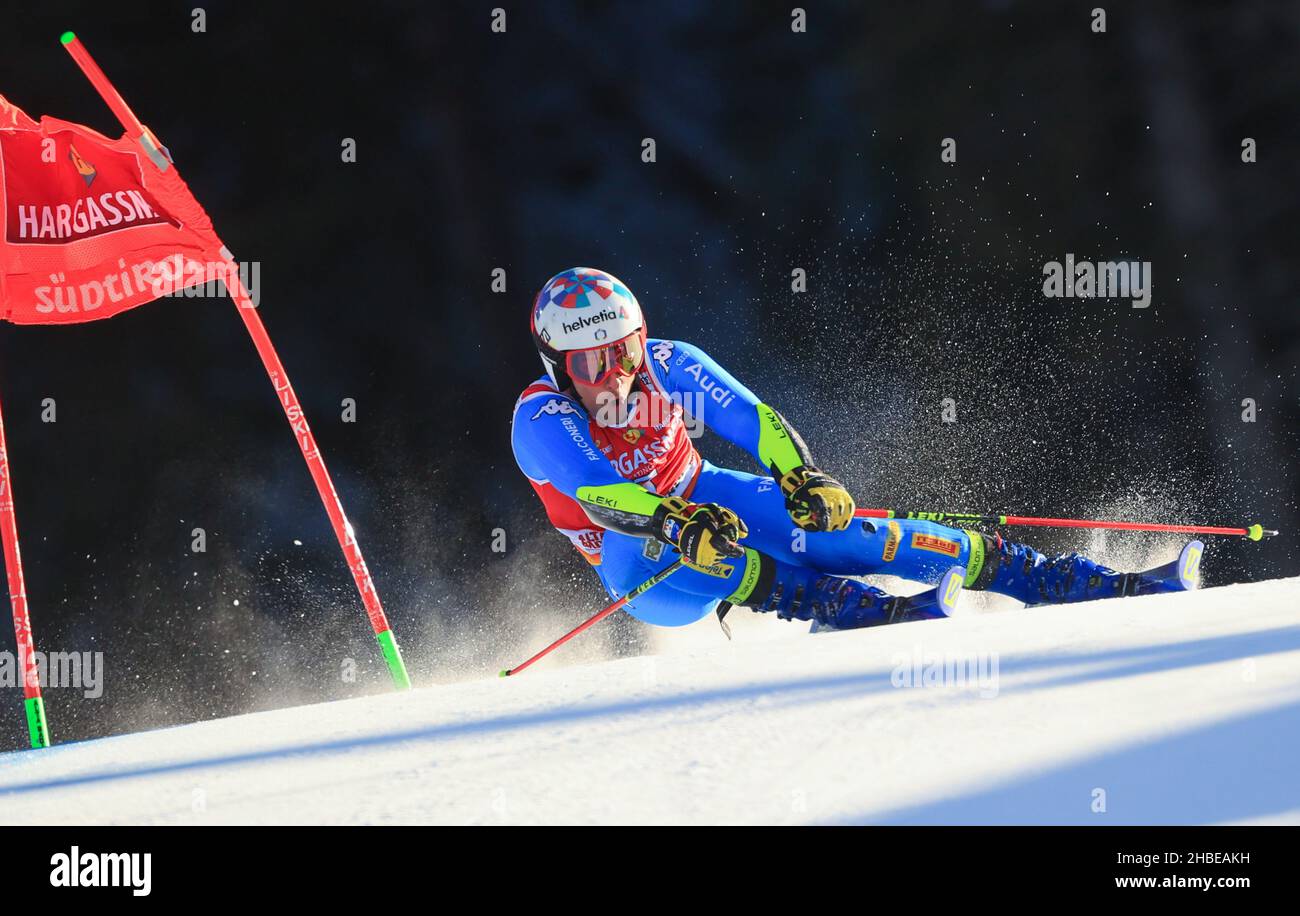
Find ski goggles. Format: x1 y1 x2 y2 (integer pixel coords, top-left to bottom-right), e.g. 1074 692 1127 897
565 331 645 386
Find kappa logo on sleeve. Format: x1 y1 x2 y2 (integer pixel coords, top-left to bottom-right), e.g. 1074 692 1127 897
911 533 962 557
651 340 675 373
530 397 580 421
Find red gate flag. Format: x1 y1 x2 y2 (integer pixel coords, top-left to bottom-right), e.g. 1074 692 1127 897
0 34 411 749
0 92 236 324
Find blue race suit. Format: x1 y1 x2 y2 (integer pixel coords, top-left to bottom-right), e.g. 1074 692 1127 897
512 339 1130 629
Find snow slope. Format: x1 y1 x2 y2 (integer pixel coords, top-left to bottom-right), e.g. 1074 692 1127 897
2 577 1298 825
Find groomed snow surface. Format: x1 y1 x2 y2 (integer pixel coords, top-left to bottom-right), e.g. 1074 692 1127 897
2 577 1298 825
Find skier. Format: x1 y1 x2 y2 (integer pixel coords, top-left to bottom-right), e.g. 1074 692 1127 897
511 267 1200 631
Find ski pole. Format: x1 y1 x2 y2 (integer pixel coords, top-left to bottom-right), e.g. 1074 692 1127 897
500 559 685 678
853 508 1277 540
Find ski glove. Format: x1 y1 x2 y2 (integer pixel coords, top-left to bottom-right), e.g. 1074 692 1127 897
653 496 748 569
779 465 856 532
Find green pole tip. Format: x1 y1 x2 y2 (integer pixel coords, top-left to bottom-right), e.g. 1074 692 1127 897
60 31 76 45
498 669 510 678
25 697 50 749
374 629 411 690
1247 523 1263 541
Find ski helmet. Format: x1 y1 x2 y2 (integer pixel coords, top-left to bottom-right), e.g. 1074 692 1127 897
530 267 645 389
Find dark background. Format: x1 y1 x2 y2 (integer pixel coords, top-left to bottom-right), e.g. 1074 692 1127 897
0 0 1296 750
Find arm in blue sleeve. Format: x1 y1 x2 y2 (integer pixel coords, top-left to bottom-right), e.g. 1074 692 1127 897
649 340 815 476
511 391 666 536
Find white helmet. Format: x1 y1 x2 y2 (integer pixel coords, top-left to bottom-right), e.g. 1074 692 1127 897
530 267 645 388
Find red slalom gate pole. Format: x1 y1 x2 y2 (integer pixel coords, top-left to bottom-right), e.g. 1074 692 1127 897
60 33 410 689
0 389 49 747
500 560 685 678
222 266 411 688
854 508 1277 541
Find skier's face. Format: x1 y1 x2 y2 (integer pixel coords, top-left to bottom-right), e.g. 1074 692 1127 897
570 330 642 414
577 353 642 418
565 331 644 387
575 359 636 416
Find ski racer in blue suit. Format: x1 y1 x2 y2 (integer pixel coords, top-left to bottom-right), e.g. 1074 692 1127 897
512 268 1198 631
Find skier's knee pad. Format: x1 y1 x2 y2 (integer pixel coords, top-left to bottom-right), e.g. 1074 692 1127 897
714 547 810 618
962 531 1001 591
721 548 778 610
736 553 849 623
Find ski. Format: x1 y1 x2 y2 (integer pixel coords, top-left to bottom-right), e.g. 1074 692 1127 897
1121 539 1204 597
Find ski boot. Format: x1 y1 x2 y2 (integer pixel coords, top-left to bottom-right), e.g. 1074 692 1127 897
973 534 1202 607
756 565 965 630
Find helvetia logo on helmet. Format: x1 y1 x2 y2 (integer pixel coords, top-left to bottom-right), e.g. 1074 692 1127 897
561 307 617 335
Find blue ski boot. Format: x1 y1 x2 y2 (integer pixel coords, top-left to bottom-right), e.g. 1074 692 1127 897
756 565 965 630
971 534 1202 607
